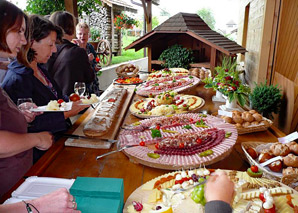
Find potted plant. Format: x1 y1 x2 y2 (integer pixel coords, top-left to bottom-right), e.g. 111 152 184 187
158 44 194 69
114 13 138 30
250 81 282 118
203 57 251 107
89 27 101 49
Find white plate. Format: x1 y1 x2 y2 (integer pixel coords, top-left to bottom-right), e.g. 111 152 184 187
31 102 72 112
79 97 100 105
11 176 75 200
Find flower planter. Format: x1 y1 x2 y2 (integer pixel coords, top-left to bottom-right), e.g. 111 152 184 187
212 90 226 103
225 98 237 109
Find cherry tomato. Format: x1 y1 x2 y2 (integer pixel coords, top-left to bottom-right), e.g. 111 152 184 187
155 143 159 149
264 205 276 213
95 57 100 63
179 143 184 148
108 98 115 102
57 99 64 104
139 141 145 146
251 165 259 173
155 125 160 130
259 193 265 202
196 138 202 144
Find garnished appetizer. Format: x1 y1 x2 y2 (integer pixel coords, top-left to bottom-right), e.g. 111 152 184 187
115 77 143 85
247 165 263 178
259 187 276 213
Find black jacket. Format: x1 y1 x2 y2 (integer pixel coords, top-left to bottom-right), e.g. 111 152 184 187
47 39 95 96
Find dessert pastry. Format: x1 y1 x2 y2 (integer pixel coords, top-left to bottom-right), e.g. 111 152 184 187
258 151 274 163
270 143 291 156
246 147 258 159
283 154 298 167
286 141 298 155
268 160 282 172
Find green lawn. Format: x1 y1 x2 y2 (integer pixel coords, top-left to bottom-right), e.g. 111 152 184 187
111 35 144 65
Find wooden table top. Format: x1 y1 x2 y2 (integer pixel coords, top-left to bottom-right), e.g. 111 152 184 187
0 84 286 203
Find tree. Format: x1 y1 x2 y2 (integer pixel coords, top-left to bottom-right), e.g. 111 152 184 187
197 8 216 30
25 0 102 16
137 16 159 30
152 16 159 29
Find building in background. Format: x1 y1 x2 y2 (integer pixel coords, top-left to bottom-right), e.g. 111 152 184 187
237 0 298 134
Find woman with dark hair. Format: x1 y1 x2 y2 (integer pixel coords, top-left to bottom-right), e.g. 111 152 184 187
0 1 53 197
1 15 88 162
46 11 95 96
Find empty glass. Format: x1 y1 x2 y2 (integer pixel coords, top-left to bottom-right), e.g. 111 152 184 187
17 98 33 111
74 82 86 97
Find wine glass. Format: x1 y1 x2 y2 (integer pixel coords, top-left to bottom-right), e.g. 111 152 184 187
17 98 33 111
74 82 86 97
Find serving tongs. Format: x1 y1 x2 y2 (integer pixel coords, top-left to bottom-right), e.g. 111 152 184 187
96 144 139 160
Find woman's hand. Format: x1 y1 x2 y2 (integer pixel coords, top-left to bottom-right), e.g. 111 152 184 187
33 131 54 150
64 101 88 119
72 39 86 49
18 102 43 123
88 53 94 61
204 171 235 204
30 188 81 213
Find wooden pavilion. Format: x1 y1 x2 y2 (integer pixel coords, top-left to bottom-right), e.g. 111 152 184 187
125 13 247 71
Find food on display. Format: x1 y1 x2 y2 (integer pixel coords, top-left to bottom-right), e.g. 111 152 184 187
119 113 237 169
129 91 204 118
221 110 272 133
246 147 258 159
116 63 139 78
243 142 298 188
124 169 298 213
147 68 189 81
69 93 80 102
189 68 211 80
136 75 200 97
46 100 67 111
114 77 143 85
80 94 99 104
247 165 263 178
83 87 127 137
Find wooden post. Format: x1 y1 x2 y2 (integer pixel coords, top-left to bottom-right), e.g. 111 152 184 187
210 47 216 73
64 0 78 21
141 0 153 71
111 6 115 53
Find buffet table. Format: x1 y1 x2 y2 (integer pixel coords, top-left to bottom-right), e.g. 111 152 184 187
0 84 286 203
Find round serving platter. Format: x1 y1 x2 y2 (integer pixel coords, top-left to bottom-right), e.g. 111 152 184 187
113 77 144 85
119 114 238 170
123 169 298 213
129 95 205 119
136 76 200 97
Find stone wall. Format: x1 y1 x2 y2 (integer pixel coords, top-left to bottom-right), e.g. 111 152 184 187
238 0 266 86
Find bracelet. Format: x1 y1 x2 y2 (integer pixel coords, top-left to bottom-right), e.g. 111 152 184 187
22 200 40 213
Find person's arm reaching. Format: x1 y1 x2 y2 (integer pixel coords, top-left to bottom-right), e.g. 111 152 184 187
204 171 234 213
0 188 80 213
0 131 53 158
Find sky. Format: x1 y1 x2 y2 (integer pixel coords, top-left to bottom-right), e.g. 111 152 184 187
151 0 240 30
10 0 240 30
